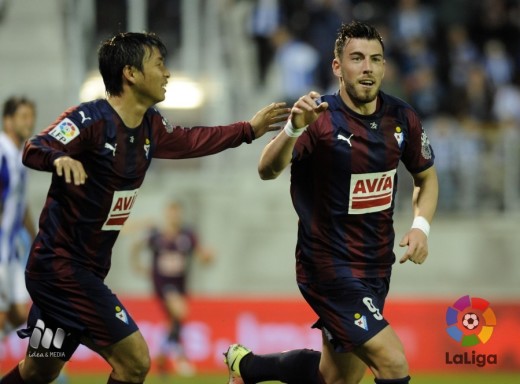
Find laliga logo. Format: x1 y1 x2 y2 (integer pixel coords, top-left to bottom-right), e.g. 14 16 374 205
445 295 498 367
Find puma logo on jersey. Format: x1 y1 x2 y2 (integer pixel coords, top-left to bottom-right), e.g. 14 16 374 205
104 142 117 157
79 111 91 123
338 133 354 147
349 169 397 214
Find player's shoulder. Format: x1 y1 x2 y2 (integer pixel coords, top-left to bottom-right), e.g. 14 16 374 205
146 107 172 132
58 99 108 129
380 91 418 115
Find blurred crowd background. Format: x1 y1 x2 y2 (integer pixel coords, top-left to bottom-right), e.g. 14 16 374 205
93 0 520 215
1 0 519 298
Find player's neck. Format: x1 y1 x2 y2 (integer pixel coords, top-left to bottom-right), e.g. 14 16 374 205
107 95 147 128
5 131 23 148
340 90 379 116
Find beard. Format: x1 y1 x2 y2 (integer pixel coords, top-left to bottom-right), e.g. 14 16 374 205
344 80 379 105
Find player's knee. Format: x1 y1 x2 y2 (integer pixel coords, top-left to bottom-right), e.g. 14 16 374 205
377 351 409 377
119 353 151 381
21 363 62 383
113 349 151 381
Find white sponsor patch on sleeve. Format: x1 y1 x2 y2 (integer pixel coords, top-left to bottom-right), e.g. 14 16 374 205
102 189 139 231
349 169 396 214
48 118 80 144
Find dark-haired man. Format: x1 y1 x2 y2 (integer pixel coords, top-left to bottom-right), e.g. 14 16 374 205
0 97 36 343
0 32 288 384
225 20 438 384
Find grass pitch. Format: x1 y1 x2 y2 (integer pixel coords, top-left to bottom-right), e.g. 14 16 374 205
56 372 519 384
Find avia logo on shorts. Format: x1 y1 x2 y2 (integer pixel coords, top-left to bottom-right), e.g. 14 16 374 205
102 189 139 231
29 319 65 350
445 295 497 346
349 169 396 214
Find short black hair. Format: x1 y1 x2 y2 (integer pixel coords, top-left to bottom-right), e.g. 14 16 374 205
98 32 167 97
3 96 35 118
334 21 384 59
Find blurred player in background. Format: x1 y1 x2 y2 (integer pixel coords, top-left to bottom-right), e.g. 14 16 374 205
0 32 288 384
130 200 214 377
225 21 438 384
0 97 36 343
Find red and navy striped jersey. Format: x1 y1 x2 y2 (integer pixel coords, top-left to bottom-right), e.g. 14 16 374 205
291 91 434 282
148 227 198 279
23 99 254 280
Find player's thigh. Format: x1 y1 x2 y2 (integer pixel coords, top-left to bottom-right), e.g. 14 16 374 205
320 331 367 384
20 347 67 382
162 290 187 319
354 325 408 378
89 330 151 374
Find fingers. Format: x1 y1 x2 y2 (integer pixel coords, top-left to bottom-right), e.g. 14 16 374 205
294 92 321 112
399 232 427 265
264 103 290 124
400 246 427 264
315 101 329 113
54 157 87 186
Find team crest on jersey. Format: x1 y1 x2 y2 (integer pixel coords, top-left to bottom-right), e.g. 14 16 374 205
161 115 173 133
421 131 432 160
394 126 404 148
349 169 396 214
144 138 150 159
48 118 80 144
102 189 139 230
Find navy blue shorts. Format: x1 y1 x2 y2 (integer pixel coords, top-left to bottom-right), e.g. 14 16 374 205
298 277 390 353
18 270 139 361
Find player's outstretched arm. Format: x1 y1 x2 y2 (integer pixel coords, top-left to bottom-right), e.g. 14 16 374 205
249 102 290 139
258 91 328 180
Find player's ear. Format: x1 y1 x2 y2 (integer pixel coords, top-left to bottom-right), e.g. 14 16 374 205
122 65 137 85
332 58 342 78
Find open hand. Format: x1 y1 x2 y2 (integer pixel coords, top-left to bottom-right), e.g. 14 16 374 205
250 102 290 139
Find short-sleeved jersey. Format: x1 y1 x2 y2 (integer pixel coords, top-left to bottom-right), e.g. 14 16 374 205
0 132 27 263
23 99 254 280
147 227 198 280
291 91 434 282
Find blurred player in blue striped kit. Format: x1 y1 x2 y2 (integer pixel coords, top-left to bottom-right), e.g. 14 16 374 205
0 97 36 344
0 32 289 384
225 21 439 384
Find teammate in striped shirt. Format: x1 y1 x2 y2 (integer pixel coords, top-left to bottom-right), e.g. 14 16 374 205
0 32 288 384
225 21 438 384
0 97 36 342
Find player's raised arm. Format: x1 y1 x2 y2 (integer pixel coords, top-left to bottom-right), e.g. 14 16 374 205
258 91 328 180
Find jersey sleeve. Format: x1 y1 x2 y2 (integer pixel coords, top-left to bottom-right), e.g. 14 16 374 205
292 112 328 162
400 109 435 174
151 111 255 159
22 106 92 172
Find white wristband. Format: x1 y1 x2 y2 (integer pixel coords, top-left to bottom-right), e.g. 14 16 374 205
411 216 430 237
283 120 307 138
